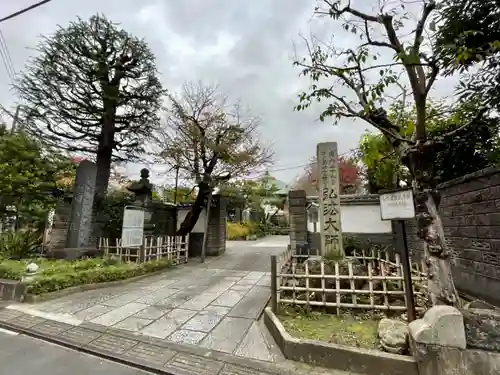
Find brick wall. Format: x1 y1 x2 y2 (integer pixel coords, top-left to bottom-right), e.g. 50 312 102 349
407 166 500 305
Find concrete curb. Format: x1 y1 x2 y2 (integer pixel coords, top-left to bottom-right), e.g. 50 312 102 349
263 307 419 375
0 309 324 375
22 267 174 303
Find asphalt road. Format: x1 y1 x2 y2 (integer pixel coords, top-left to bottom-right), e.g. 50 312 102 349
0 328 150 375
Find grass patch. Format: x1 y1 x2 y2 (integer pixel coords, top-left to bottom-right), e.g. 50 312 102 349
278 307 380 349
0 257 173 295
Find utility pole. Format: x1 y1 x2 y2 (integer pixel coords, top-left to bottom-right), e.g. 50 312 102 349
173 165 180 204
10 105 20 133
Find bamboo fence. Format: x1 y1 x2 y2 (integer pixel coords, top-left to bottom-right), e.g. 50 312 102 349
271 247 428 315
98 235 189 265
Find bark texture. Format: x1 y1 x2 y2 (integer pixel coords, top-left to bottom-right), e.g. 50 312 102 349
405 144 461 307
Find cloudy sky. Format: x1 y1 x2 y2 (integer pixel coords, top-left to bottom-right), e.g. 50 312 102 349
0 0 459 186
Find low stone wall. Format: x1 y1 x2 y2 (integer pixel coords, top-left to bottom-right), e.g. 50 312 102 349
264 308 418 375
0 280 26 302
409 305 500 375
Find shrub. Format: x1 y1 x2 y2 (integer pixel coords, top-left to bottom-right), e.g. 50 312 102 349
26 258 173 295
227 222 249 240
0 257 173 294
0 230 42 259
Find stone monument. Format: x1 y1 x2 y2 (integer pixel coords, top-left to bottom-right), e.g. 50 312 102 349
65 160 97 249
127 168 154 234
316 142 344 257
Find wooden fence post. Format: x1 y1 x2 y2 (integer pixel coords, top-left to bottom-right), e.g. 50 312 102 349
271 255 278 313
139 244 146 263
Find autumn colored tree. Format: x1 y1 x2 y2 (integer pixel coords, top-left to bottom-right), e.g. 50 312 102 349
294 156 361 195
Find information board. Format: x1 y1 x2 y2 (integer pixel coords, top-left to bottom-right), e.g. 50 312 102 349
121 207 145 247
379 189 416 220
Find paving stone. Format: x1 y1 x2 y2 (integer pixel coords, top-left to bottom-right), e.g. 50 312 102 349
230 284 253 292
211 290 246 307
204 305 230 315
220 363 270 375
30 320 73 336
86 333 139 354
9 313 46 328
181 309 225 332
140 279 177 291
113 317 153 332
179 293 219 310
133 305 171 320
244 271 266 280
200 317 253 353
235 279 257 286
122 342 177 366
256 276 271 287
224 276 243 281
139 308 197 339
73 304 115 321
0 308 24 321
164 352 224 375
158 291 197 308
136 288 179 304
90 302 148 326
234 322 274 362
100 291 144 307
231 271 250 277
228 286 270 319
167 329 207 345
55 302 95 314
58 326 102 345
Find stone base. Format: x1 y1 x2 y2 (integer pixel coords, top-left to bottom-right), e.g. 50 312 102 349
0 279 26 302
264 307 418 375
409 305 500 375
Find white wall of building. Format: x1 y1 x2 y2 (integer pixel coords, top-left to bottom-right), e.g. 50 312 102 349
177 208 207 233
308 203 391 233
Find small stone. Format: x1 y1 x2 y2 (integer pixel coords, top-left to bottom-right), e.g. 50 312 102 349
408 305 466 349
26 263 39 273
377 318 409 354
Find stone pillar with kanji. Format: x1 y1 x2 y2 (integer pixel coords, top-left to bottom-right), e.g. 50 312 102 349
316 142 344 257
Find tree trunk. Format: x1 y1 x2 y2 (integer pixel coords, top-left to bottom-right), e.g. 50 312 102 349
176 181 210 236
406 146 461 307
94 144 113 204
414 187 460 306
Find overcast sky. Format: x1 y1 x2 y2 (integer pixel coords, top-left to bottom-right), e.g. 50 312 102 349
0 0 459 186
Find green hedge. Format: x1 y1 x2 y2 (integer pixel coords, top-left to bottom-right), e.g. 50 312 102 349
0 257 173 295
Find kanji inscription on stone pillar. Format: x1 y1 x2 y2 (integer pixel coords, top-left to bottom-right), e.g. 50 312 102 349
317 142 344 257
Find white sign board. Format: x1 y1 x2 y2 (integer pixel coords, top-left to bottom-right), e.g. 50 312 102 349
121 207 145 247
380 189 416 220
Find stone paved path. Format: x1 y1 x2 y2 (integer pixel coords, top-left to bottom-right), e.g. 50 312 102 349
0 307 350 375
7 236 290 363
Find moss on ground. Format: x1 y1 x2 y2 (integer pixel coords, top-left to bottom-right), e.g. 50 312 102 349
278 307 380 349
